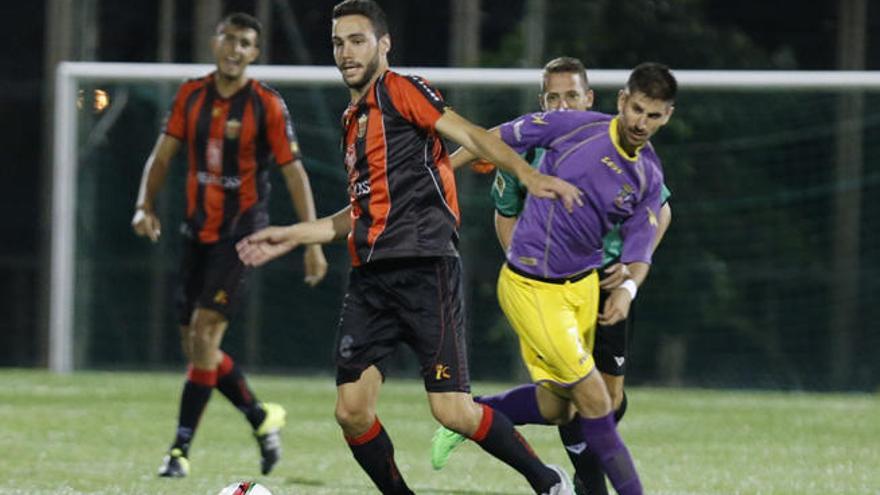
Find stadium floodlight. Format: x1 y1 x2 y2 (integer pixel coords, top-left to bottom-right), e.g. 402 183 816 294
50 62 880 373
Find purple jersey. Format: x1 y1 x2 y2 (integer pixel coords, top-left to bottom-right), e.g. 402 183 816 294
500 110 664 279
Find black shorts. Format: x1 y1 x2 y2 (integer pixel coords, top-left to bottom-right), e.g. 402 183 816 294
334 256 470 393
593 287 635 376
175 238 250 325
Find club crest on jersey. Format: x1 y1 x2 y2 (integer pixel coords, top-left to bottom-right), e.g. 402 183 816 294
225 119 241 140
614 183 636 209
357 113 368 139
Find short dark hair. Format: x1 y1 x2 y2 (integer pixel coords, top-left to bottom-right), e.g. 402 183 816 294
332 0 389 38
541 56 589 92
626 62 677 102
217 13 263 42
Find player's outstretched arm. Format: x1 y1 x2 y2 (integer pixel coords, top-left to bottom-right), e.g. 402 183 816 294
237 206 351 267
434 109 582 212
131 134 182 242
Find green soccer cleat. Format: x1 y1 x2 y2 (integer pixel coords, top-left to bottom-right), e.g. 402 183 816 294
431 425 467 470
254 402 286 475
157 447 190 478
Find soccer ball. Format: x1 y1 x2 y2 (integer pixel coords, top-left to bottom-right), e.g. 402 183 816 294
217 481 273 495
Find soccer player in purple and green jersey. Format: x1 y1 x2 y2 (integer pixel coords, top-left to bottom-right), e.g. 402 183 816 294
502 110 664 278
491 63 676 495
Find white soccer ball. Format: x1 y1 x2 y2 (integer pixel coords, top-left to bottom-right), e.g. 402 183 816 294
217 481 273 495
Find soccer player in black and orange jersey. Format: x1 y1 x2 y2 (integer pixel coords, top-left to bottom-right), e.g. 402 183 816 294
131 13 327 478
236 1 582 493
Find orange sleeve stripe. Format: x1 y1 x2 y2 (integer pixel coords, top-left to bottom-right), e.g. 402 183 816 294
364 98 390 247
385 72 444 131
259 85 296 166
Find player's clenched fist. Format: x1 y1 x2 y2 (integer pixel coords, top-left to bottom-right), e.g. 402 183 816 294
132 207 161 243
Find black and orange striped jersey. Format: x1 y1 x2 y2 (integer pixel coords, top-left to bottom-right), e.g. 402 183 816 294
341 70 461 267
164 73 301 243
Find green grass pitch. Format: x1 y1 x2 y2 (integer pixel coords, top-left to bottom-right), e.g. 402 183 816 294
0 369 877 494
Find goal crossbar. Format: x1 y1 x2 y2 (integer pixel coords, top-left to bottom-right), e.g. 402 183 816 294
50 62 880 372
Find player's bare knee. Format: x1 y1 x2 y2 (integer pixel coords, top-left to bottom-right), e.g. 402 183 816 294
572 373 613 418
609 389 624 411
429 395 478 434
334 401 373 434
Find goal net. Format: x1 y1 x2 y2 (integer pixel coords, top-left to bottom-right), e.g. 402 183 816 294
51 63 880 390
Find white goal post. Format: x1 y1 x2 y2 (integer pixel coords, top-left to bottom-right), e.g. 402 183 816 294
50 62 880 373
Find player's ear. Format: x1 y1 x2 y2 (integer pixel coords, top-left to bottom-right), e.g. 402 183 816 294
661 104 674 125
378 33 391 56
585 89 595 110
616 89 627 113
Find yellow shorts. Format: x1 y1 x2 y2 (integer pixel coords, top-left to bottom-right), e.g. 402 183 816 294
497 264 600 387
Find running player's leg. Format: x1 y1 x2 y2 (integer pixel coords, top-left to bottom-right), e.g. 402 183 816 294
197 240 285 473
498 264 640 494
337 366 413 494
203 239 286 473
562 288 632 493
334 262 414 494
159 241 209 477
411 257 568 494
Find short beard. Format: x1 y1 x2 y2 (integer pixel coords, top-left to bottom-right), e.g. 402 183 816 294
344 52 381 92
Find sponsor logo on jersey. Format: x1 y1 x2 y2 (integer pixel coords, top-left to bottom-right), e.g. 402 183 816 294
601 156 623 175
196 171 242 189
350 179 371 199
225 119 241 140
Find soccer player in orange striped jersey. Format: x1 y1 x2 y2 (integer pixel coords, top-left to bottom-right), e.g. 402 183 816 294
236 1 583 493
131 12 327 478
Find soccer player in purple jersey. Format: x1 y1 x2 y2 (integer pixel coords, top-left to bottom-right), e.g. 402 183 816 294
445 63 675 495
435 58 673 495
236 1 584 493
